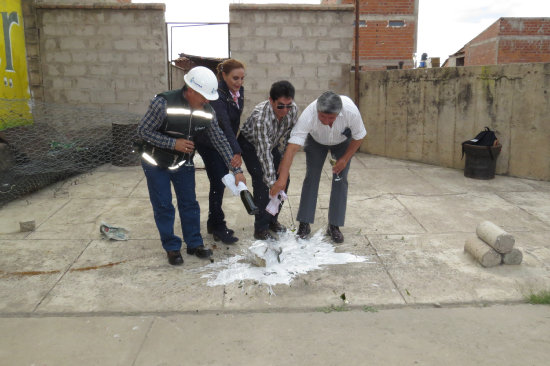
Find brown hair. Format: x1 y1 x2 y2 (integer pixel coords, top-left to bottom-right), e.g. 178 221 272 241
216 58 245 80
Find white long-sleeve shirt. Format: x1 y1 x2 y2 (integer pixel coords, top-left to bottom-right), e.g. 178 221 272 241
288 95 366 146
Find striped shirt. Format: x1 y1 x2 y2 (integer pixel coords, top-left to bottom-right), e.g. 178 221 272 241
288 95 366 146
138 95 243 174
240 100 298 186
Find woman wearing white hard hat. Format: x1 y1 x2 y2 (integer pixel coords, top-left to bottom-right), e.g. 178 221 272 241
137 66 246 265
195 59 246 244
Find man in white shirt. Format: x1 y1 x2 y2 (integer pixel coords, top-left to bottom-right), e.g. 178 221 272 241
270 91 366 243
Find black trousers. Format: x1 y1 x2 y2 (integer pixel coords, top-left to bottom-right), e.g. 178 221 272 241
237 134 289 231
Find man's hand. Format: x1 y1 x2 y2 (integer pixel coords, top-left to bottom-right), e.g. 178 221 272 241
332 157 348 175
230 153 242 168
174 138 194 154
234 172 246 186
269 178 286 197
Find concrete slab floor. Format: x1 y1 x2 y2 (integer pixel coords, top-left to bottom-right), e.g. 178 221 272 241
1 152 550 316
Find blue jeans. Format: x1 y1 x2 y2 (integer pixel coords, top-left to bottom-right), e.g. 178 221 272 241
141 161 203 252
196 142 229 231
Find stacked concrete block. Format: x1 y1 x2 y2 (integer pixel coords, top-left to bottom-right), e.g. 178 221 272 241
464 221 523 267
33 3 167 114
229 4 354 118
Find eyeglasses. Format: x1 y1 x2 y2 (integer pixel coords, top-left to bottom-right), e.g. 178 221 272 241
276 103 293 110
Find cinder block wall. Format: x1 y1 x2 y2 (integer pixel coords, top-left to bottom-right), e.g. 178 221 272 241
229 4 354 118
32 2 168 114
356 62 550 181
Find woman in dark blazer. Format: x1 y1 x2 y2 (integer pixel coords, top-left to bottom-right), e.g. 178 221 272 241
195 59 245 243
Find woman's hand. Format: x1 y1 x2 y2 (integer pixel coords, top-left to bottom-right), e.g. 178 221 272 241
230 153 242 168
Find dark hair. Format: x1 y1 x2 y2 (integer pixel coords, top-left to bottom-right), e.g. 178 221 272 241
216 58 245 80
316 91 342 114
269 80 295 101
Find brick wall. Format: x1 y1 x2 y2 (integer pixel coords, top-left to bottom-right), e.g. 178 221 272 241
466 40 498 66
229 4 354 118
325 0 418 70
30 2 168 114
465 18 550 66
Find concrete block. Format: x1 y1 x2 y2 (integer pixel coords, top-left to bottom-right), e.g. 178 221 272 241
297 12 318 24
266 39 291 51
114 39 138 51
281 26 303 37
98 53 124 63
73 52 98 63
64 65 87 76
89 65 114 77
305 26 328 37
278 52 303 64
464 237 502 268
122 26 149 37
476 221 515 254
241 38 265 51
304 52 328 64
45 51 72 63
255 26 279 37
139 39 164 51
59 38 87 50
501 248 523 265
291 39 316 51
256 52 279 64
318 40 341 51
291 65 317 78
265 12 290 24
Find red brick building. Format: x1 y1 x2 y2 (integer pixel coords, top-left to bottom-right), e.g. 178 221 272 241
446 18 550 67
322 0 418 70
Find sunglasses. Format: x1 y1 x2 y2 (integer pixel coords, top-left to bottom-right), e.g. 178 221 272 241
276 103 293 110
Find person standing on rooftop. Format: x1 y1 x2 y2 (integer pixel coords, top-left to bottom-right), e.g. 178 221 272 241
195 58 246 244
137 66 246 265
270 91 366 243
238 80 299 240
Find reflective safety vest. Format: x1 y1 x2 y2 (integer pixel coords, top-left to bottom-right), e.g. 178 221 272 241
157 88 214 139
141 88 215 169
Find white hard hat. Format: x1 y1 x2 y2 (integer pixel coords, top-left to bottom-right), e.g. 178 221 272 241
184 66 219 101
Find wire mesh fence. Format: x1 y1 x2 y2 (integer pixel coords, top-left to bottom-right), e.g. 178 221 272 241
0 99 142 207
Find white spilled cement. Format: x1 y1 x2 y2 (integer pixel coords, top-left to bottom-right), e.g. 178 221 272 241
200 230 368 287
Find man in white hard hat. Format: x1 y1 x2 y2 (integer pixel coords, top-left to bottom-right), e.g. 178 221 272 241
138 66 246 265
270 91 366 243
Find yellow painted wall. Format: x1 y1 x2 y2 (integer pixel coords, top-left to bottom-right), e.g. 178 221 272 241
0 0 32 130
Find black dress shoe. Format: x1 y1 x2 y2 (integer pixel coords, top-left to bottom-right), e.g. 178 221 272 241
297 222 311 239
167 250 184 265
269 221 286 233
186 245 213 259
254 229 276 240
212 227 238 244
326 224 344 243
207 224 234 236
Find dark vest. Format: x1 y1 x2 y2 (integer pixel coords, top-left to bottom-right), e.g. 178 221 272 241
157 88 214 139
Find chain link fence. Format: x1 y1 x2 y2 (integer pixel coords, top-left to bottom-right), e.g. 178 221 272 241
0 99 142 207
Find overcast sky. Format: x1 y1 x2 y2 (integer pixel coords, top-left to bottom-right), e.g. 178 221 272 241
133 0 550 62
